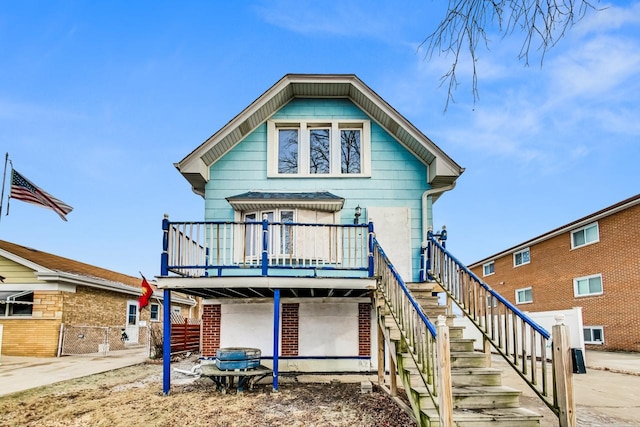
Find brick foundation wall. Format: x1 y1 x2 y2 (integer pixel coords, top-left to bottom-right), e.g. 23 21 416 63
470 204 640 352
0 319 61 357
281 303 299 356
358 303 371 356
202 304 221 357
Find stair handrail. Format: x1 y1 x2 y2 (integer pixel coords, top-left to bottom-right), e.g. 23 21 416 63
374 237 453 421
424 230 565 417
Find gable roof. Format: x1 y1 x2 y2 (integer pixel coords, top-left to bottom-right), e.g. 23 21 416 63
176 74 464 197
468 193 640 267
0 240 141 287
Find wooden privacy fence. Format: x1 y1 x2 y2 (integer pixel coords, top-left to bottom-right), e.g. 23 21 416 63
170 314 201 354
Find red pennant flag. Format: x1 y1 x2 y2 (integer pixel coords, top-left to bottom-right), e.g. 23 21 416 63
138 277 153 309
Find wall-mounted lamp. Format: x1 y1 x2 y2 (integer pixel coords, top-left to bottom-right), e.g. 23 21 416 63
354 205 362 224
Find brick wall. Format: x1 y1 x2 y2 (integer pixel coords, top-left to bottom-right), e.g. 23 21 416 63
62 286 135 326
358 303 371 356
470 203 640 351
281 303 299 356
0 319 61 357
201 304 221 357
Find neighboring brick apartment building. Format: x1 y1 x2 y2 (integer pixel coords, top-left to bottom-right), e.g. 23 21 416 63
0 240 197 357
468 193 640 352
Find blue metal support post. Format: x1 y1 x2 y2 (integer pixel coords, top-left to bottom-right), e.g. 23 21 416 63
368 221 375 277
272 288 280 391
261 215 269 276
161 215 169 277
162 289 172 395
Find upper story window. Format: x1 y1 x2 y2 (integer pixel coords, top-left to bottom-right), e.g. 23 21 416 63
515 287 533 304
513 248 530 267
574 273 603 297
571 222 599 249
483 261 495 276
268 120 371 177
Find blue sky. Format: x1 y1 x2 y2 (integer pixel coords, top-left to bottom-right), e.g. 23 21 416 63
1 1 638 279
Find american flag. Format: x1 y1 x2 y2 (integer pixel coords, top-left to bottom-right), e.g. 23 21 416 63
9 169 73 221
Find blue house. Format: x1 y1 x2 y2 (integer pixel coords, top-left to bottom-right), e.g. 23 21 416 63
158 74 571 426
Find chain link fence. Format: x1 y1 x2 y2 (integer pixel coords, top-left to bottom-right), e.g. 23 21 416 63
60 324 150 356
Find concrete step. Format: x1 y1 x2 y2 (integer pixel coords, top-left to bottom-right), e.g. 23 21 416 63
452 386 522 409
451 352 490 368
421 407 541 427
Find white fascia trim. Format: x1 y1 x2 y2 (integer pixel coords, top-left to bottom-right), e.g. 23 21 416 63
203 296 371 304
0 283 77 293
35 271 141 296
157 276 376 290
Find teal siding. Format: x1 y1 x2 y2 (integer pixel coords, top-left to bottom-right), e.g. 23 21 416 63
204 98 430 282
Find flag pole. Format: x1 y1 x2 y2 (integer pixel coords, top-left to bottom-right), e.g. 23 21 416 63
0 153 8 222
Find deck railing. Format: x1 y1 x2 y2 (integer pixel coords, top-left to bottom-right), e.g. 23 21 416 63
423 229 574 422
161 215 373 278
374 238 454 424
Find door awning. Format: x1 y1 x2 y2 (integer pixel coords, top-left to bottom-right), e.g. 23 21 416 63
0 290 34 304
226 191 345 212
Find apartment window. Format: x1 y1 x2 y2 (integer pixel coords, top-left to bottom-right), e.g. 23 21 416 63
150 303 160 321
483 261 495 276
584 326 604 344
571 222 599 249
574 274 603 297
513 248 530 267
516 287 533 304
268 120 370 177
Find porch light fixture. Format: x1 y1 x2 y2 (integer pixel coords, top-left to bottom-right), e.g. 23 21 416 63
354 205 361 224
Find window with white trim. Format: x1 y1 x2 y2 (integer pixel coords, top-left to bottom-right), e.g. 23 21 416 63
513 248 530 267
243 209 295 257
483 261 495 276
583 326 604 344
268 120 371 177
515 287 533 304
571 222 599 249
574 274 603 297
150 303 160 321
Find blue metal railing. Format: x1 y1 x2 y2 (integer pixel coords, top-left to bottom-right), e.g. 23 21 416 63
423 229 559 415
161 216 374 278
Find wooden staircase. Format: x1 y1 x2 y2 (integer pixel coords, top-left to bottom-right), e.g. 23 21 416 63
378 282 542 426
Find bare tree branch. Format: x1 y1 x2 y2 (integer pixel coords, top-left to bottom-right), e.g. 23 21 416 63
421 0 600 111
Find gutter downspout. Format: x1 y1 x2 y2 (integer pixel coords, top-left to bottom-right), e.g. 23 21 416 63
422 182 456 242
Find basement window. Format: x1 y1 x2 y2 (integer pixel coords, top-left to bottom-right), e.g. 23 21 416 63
583 326 604 345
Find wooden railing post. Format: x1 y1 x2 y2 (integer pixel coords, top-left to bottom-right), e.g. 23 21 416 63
553 314 576 427
436 315 454 426
377 321 385 386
